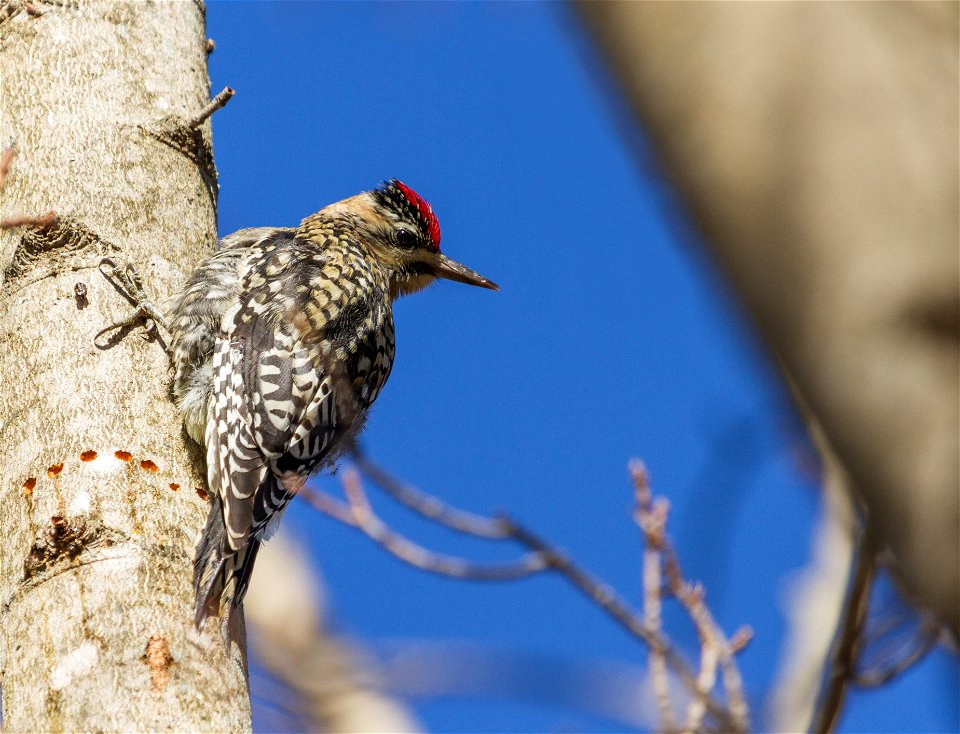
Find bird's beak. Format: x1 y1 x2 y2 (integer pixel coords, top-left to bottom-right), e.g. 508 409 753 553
432 253 499 291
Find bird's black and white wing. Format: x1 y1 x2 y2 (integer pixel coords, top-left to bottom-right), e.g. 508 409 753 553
193 232 383 623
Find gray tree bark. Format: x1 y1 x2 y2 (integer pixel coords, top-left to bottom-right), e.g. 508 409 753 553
0 1 251 730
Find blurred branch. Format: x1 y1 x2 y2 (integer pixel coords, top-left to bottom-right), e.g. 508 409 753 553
810 534 875 734
377 640 663 729
299 447 751 732
244 536 422 733
850 618 940 688
770 410 860 732
772 399 943 734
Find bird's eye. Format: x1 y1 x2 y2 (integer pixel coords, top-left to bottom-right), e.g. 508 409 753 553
395 228 417 248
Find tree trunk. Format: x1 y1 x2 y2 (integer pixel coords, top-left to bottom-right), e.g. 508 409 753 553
578 0 959 636
0 1 251 730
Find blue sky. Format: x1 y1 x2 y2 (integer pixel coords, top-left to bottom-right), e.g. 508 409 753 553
207 3 958 732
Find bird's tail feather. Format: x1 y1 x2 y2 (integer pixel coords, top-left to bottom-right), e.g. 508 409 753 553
193 493 261 627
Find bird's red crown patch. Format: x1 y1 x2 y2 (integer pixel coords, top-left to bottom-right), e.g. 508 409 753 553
377 179 442 251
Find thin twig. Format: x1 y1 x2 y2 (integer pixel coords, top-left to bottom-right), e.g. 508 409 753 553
300 485 357 526
679 582 729 733
635 462 678 731
0 147 15 190
187 86 235 129
354 453 679 658
717 637 749 731
351 445 507 538
646 552 677 729
0 210 57 230
686 620 720 734
0 143 47 233
635 463 715 734
728 627 754 655
300 475 549 580
630 460 751 733
676 552 749 731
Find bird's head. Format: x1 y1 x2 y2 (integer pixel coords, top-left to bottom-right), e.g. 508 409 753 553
315 179 498 299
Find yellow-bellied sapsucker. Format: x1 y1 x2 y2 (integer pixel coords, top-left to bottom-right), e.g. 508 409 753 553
168 180 497 625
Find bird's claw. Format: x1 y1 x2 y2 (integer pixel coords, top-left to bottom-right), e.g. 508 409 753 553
95 257 169 352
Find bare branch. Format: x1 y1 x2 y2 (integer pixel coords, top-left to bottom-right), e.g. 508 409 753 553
579 0 960 639
244 536 422 733
0 146 15 190
0 210 57 230
810 536 875 734
0 146 57 231
187 86 235 129
300 474 549 580
769 412 859 732
634 461 677 731
352 451 674 652
0 149 57 229
351 445 508 538
335 450 741 729
630 460 751 734
686 621 720 734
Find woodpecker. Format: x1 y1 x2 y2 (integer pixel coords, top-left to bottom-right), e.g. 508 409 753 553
167 180 497 626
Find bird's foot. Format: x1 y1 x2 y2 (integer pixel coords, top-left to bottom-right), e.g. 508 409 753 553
95 257 170 353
